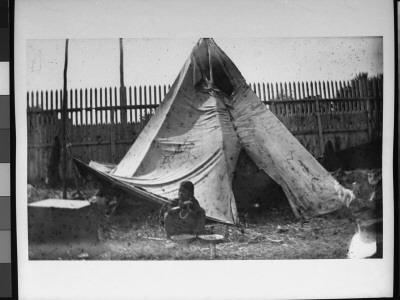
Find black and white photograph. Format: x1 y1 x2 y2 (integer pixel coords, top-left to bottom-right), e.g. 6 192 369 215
15 0 395 299
26 36 384 260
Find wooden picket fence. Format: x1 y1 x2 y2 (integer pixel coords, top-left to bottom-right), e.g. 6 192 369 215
27 79 383 183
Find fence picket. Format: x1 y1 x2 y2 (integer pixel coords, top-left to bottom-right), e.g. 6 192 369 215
44 90 49 112
354 80 359 99
104 87 108 124
40 91 43 112
310 81 314 98
342 81 347 98
359 79 364 97
368 79 373 98
89 88 93 125
158 85 162 105
345 81 350 111
30 91 34 110
361 79 366 98
144 85 148 118
53 90 58 126
291 82 295 100
299 82 303 100
134 86 138 123
99 88 103 124
77 89 81 125
83 88 87 125
326 81 331 99
333 81 338 98
377 78 382 98
278 82 282 99
308 82 313 100
372 78 378 102
66 89 70 123
116 87 121 154
94 88 99 125
321 81 325 99
358 82 364 111
262 83 266 101
69 89 74 143
114 87 118 123
128 86 133 123
283 82 287 99
34 91 38 109
153 85 157 108
350 80 355 99
316 81 320 98
139 85 143 123
27 91 31 109
67 89 71 123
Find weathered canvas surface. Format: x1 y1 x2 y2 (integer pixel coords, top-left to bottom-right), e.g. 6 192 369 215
85 38 350 224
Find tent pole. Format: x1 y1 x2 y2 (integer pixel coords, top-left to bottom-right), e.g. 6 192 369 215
119 38 127 124
62 39 69 199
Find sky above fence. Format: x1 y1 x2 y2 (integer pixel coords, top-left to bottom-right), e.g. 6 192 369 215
27 37 383 92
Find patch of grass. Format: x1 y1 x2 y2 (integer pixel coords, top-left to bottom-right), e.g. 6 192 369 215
28 185 358 260
29 208 356 260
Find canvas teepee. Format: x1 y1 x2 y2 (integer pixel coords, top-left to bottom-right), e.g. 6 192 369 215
74 38 351 225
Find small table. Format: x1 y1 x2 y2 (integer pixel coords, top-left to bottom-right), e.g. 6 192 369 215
198 234 224 259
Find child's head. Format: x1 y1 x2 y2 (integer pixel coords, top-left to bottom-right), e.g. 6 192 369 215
178 181 194 201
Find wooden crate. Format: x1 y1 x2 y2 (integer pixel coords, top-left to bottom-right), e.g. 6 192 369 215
28 199 99 243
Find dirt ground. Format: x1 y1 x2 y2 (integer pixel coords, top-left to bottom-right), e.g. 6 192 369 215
28 184 359 260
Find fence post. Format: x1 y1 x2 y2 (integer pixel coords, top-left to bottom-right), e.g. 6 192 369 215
110 87 117 163
62 39 69 199
120 38 127 124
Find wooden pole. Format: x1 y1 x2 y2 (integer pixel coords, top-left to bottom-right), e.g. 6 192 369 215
119 38 127 124
62 39 69 199
110 87 116 162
